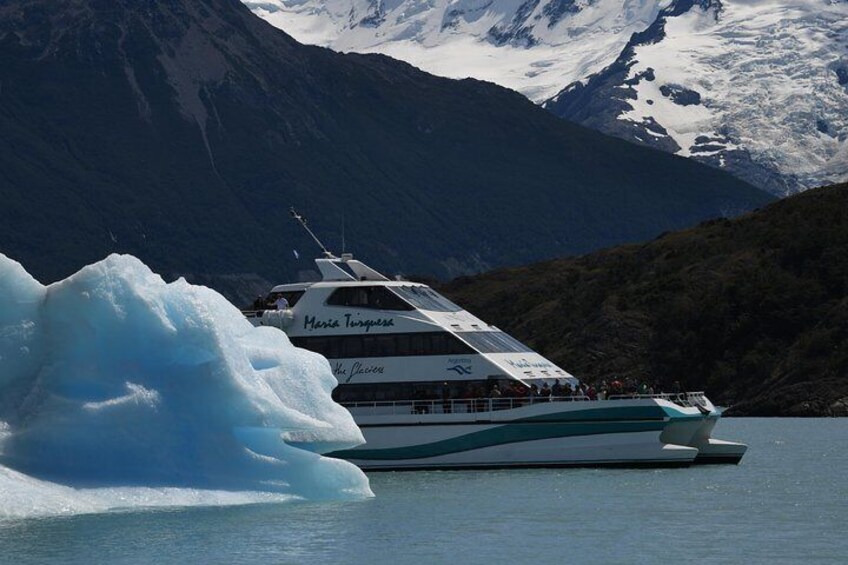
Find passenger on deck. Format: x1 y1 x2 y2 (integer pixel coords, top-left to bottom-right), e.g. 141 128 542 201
672 380 684 401
610 379 623 396
441 384 452 414
551 379 563 397
509 383 528 405
274 295 289 310
413 389 430 414
540 382 552 400
475 386 488 412
252 296 264 310
460 385 473 412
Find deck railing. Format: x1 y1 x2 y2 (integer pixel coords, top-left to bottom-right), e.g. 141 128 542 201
244 308 293 328
607 391 707 407
341 391 707 416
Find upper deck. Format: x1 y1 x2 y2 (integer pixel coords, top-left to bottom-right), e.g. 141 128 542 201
245 254 578 388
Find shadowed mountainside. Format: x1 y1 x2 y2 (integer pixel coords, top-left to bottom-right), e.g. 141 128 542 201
443 184 848 416
0 0 771 289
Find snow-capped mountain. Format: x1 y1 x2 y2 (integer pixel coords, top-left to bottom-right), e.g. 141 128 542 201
545 0 848 194
245 0 671 102
247 0 848 194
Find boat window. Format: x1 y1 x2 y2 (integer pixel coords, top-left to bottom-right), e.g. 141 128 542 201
290 332 474 359
455 331 534 353
307 337 340 359
390 286 463 312
342 335 363 358
377 335 395 356
326 286 414 311
410 333 427 356
431 334 446 355
395 334 411 356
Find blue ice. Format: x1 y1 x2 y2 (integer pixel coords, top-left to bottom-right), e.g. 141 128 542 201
0 254 372 517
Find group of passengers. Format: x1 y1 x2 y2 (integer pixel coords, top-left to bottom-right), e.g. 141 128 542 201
434 380 595 412
430 378 684 412
531 378 680 401
409 377 687 413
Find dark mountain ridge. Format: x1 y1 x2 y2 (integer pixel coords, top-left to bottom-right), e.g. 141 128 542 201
443 183 848 417
0 0 771 291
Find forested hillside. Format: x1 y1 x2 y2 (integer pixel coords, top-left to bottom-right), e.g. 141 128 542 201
444 184 848 416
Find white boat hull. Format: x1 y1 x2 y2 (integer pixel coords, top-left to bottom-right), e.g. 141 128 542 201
325 396 746 470
343 429 698 470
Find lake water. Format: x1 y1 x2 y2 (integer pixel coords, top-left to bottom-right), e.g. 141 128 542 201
1 418 846 564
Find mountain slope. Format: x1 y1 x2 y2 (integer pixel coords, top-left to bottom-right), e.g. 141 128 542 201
245 0 665 102
545 0 848 195
0 0 769 292
442 183 848 416
248 0 848 194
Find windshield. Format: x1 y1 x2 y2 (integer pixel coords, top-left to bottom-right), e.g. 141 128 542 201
455 331 534 354
390 285 463 312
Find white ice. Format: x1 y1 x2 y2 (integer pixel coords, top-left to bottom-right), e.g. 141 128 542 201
0 253 372 519
246 0 672 102
617 0 848 191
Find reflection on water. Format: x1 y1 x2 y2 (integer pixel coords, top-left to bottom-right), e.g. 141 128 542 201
1 419 847 565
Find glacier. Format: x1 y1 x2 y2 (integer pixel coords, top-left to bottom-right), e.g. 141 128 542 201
545 0 848 194
0 253 372 518
245 0 670 102
246 0 848 193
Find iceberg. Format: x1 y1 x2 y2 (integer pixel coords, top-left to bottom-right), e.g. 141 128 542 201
0 253 372 517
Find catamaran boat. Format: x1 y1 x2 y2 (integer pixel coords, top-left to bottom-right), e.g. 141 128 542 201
244 210 747 470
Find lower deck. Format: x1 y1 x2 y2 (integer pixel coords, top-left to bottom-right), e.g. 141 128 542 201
321 393 747 470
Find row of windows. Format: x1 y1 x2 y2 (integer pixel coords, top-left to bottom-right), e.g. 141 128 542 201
323 285 463 312
290 332 474 359
332 379 512 403
264 285 463 313
290 330 533 359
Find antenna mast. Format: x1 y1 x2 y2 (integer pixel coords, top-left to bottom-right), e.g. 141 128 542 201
290 207 335 258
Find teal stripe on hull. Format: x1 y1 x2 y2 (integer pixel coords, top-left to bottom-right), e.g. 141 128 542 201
511 403 704 424
330 420 667 461
516 405 668 423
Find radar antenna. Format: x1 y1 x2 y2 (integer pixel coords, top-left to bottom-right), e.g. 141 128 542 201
290 207 335 258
